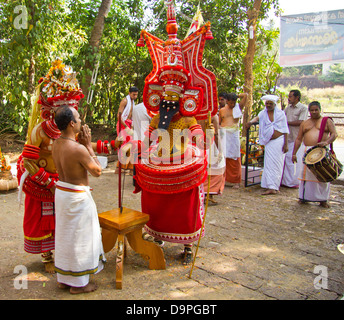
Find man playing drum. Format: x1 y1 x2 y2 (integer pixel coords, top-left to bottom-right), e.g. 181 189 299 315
292 101 338 208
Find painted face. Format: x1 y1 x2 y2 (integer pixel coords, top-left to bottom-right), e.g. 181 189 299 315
164 90 180 102
309 105 321 119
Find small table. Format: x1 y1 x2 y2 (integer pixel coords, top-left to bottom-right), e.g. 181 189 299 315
98 207 166 289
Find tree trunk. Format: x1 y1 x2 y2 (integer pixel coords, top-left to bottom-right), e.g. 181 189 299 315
242 0 262 137
80 0 113 122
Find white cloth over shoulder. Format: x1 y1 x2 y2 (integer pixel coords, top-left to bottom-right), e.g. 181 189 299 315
232 103 242 119
132 102 151 142
258 107 289 146
122 94 135 121
54 181 105 286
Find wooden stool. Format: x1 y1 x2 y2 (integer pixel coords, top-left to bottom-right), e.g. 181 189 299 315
98 207 166 289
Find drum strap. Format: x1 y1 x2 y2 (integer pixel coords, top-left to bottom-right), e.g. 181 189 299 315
318 117 334 153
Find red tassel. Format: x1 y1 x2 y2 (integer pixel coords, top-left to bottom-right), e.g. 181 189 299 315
137 35 145 47
205 28 214 40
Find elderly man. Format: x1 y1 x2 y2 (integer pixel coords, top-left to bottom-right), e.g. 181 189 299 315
292 101 338 208
281 90 308 188
246 95 289 195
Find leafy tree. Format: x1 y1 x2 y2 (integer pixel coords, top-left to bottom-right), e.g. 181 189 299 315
320 64 344 85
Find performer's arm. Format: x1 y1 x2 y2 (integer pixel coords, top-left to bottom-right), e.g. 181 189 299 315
22 126 57 190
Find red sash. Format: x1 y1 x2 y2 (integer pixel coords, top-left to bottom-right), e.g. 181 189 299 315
318 117 334 153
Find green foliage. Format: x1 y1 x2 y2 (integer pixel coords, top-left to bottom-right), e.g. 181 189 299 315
320 64 344 85
1 0 281 137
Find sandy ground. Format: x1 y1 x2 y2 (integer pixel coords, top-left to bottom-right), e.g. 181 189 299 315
0 157 344 301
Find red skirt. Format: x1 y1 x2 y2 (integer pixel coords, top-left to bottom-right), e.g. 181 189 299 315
142 185 205 244
23 194 55 254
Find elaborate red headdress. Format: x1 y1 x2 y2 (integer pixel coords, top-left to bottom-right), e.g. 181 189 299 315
137 1 218 120
38 58 84 120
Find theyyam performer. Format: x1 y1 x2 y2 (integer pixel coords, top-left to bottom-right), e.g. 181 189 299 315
17 58 115 273
125 0 218 264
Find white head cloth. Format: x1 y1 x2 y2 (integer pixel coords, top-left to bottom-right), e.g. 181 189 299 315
261 94 279 106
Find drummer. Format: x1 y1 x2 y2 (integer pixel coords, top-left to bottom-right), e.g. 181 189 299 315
292 101 338 208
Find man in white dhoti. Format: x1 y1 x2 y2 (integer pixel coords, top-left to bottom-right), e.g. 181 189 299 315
246 95 289 195
292 101 338 208
219 92 248 188
281 90 308 188
52 106 106 294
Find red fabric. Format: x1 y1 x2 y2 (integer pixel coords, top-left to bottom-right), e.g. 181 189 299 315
116 119 133 135
17 156 59 202
225 157 242 183
23 195 55 254
141 186 204 244
318 117 334 153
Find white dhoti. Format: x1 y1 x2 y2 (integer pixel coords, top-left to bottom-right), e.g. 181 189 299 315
54 181 106 287
220 127 240 160
261 136 285 191
281 141 304 188
298 147 330 202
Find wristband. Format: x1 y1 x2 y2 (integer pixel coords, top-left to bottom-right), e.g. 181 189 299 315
31 167 50 186
22 144 40 160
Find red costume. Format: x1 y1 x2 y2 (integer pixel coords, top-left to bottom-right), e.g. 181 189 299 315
133 1 218 246
17 59 84 257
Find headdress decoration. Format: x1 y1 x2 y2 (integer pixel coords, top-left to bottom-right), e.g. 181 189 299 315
137 1 217 120
38 58 84 120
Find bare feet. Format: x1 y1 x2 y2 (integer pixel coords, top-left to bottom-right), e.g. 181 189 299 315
261 189 279 195
44 261 56 274
319 201 330 208
298 199 306 204
232 183 240 189
70 282 98 294
58 283 70 289
207 195 217 204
